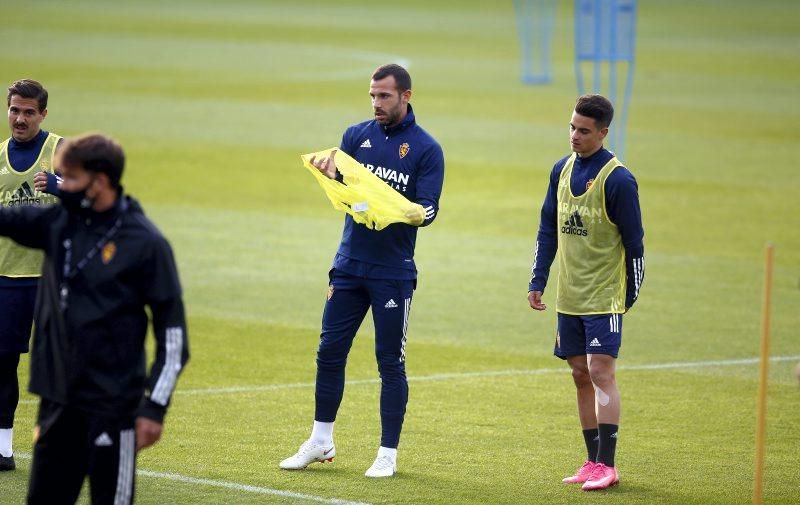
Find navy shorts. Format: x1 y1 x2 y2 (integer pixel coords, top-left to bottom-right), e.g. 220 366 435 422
554 312 623 359
0 285 37 354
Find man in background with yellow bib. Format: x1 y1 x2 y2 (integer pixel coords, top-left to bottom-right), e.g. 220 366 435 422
527 95 644 491
0 79 61 471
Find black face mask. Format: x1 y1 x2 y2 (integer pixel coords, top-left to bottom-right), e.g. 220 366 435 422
60 177 95 214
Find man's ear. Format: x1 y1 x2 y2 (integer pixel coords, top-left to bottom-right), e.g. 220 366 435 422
93 172 112 191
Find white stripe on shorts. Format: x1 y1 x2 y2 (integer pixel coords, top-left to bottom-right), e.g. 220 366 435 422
609 314 620 334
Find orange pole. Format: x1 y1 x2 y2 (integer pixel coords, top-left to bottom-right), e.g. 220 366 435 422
753 244 774 505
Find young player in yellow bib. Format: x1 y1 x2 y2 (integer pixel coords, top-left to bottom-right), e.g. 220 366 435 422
0 80 61 471
528 95 644 491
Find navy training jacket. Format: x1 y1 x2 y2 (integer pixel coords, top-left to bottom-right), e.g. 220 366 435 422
333 104 444 279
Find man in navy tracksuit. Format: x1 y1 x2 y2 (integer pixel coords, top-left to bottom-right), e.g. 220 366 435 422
280 64 444 478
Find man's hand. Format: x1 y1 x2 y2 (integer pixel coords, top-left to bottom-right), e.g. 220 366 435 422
135 417 163 452
404 204 425 226
309 149 338 179
33 171 50 192
528 290 547 311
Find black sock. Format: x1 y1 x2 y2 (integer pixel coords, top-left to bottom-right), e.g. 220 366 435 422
582 428 599 462
597 424 618 467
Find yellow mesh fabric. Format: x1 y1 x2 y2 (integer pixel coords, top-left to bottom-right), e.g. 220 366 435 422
301 147 425 231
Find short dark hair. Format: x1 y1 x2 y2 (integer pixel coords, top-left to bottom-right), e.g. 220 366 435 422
59 133 125 188
371 64 412 93
575 94 614 129
7 79 48 112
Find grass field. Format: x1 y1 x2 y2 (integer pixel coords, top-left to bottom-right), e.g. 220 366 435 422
1 0 799 503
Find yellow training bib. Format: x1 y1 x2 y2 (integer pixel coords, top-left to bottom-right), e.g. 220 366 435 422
0 132 61 277
301 147 424 231
555 154 626 314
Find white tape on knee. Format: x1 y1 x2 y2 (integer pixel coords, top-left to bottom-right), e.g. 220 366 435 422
593 384 610 407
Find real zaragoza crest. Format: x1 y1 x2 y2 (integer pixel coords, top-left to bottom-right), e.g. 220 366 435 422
101 241 117 264
399 143 410 159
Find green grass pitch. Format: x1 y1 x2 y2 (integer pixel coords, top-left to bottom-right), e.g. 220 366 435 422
1 0 799 503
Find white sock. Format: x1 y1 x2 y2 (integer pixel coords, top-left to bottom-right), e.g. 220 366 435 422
377 446 397 462
310 421 334 445
0 428 12 457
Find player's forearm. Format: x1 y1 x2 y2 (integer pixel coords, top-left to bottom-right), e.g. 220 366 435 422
414 146 443 227
44 172 62 196
144 298 189 418
624 244 645 309
530 194 558 292
414 198 439 227
529 238 557 293
0 206 52 250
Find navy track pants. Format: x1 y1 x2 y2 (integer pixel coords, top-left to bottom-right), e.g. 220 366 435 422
314 269 414 448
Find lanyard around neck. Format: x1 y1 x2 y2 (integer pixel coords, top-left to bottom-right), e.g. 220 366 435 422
59 216 123 311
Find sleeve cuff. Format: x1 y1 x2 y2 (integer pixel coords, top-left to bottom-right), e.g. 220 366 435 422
45 172 61 196
137 397 167 423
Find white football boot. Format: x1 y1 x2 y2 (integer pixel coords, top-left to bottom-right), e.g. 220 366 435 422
365 454 397 478
279 440 335 470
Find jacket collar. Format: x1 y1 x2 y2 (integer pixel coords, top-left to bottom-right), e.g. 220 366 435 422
575 146 611 165
381 104 415 135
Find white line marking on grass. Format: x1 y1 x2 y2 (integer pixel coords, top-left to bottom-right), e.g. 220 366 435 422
135 470 371 505
176 355 800 396
179 379 375 395
17 355 800 405
621 356 800 370
13 453 370 505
